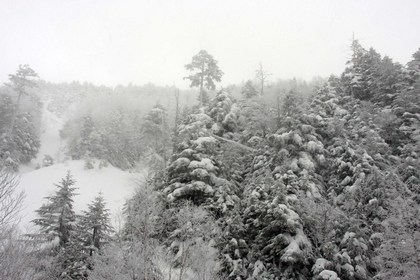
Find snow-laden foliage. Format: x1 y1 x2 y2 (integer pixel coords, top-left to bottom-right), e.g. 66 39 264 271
32 171 78 246
0 94 41 170
159 43 420 279
12 42 420 280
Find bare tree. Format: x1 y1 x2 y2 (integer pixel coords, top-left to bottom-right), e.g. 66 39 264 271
124 180 163 279
170 202 220 280
0 166 24 229
0 166 37 280
0 227 39 280
255 63 271 96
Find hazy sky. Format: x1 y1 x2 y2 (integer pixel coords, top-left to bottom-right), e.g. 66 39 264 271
1 0 420 88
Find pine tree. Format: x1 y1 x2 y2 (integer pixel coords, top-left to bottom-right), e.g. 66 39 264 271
342 39 366 99
5 64 38 136
208 90 237 135
407 48 420 84
32 171 78 247
141 104 171 174
79 115 96 158
31 172 91 279
184 50 224 107
80 193 113 256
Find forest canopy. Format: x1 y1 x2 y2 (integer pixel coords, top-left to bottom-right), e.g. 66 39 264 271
1 41 419 280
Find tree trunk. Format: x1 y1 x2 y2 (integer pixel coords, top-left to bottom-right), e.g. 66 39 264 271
90 227 98 256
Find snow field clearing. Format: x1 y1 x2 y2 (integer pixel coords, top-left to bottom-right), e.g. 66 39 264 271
18 160 145 232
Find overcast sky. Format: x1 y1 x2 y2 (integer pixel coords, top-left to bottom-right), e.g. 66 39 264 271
1 0 420 88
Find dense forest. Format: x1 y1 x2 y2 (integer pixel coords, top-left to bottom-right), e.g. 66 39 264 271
1 40 419 280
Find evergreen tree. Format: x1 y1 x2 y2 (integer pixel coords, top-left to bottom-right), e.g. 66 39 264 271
208 90 236 135
0 93 40 170
79 115 96 157
122 182 164 279
184 50 224 107
80 193 113 256
241 80 258 99
31 172 91 279
342 39 366 99
32 171 78 247
407 48 420 84
141 104 171 174
5 64 38 136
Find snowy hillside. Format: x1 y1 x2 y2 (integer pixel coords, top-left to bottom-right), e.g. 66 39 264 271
18 160 144 231
35 102 66 164
19 101 66 173
15 101 144 231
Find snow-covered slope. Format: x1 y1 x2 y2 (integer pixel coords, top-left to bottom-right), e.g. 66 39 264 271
35 103 66 164
19 101 66 173
17 100 146 232
18 160 144 232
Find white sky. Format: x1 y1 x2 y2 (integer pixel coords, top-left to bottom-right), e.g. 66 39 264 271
1 0 420 88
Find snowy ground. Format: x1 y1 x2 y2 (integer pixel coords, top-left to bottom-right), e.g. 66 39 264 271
35 102 66 164
18 160 144 232
17 103 145 232
19 101 66 173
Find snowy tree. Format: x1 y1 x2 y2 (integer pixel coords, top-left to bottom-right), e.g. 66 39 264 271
79 192 113 256
123 181 164 279
64 107 147 169
0 165 23 228
0 227 39 280
184 50 224 107
42 154 55 167
0 94 14 133
255 63 271 96
378 174 420 280
341 39 367 99
0 94 40 170
168 202 220 280
31 172 93 279
208 90 237 135
142 104 171 175
32 171 78 247
0 168 34 280
4 64 38 136
406 48 420 84
90 242 164 280
164 109 240 214
238 98 275 140
241 80 259 99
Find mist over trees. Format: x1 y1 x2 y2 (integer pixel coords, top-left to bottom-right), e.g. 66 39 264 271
1 41 419 280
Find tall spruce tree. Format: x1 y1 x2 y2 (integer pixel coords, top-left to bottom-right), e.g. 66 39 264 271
80 192 113 256
31 172 91 280
32 171 78 247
